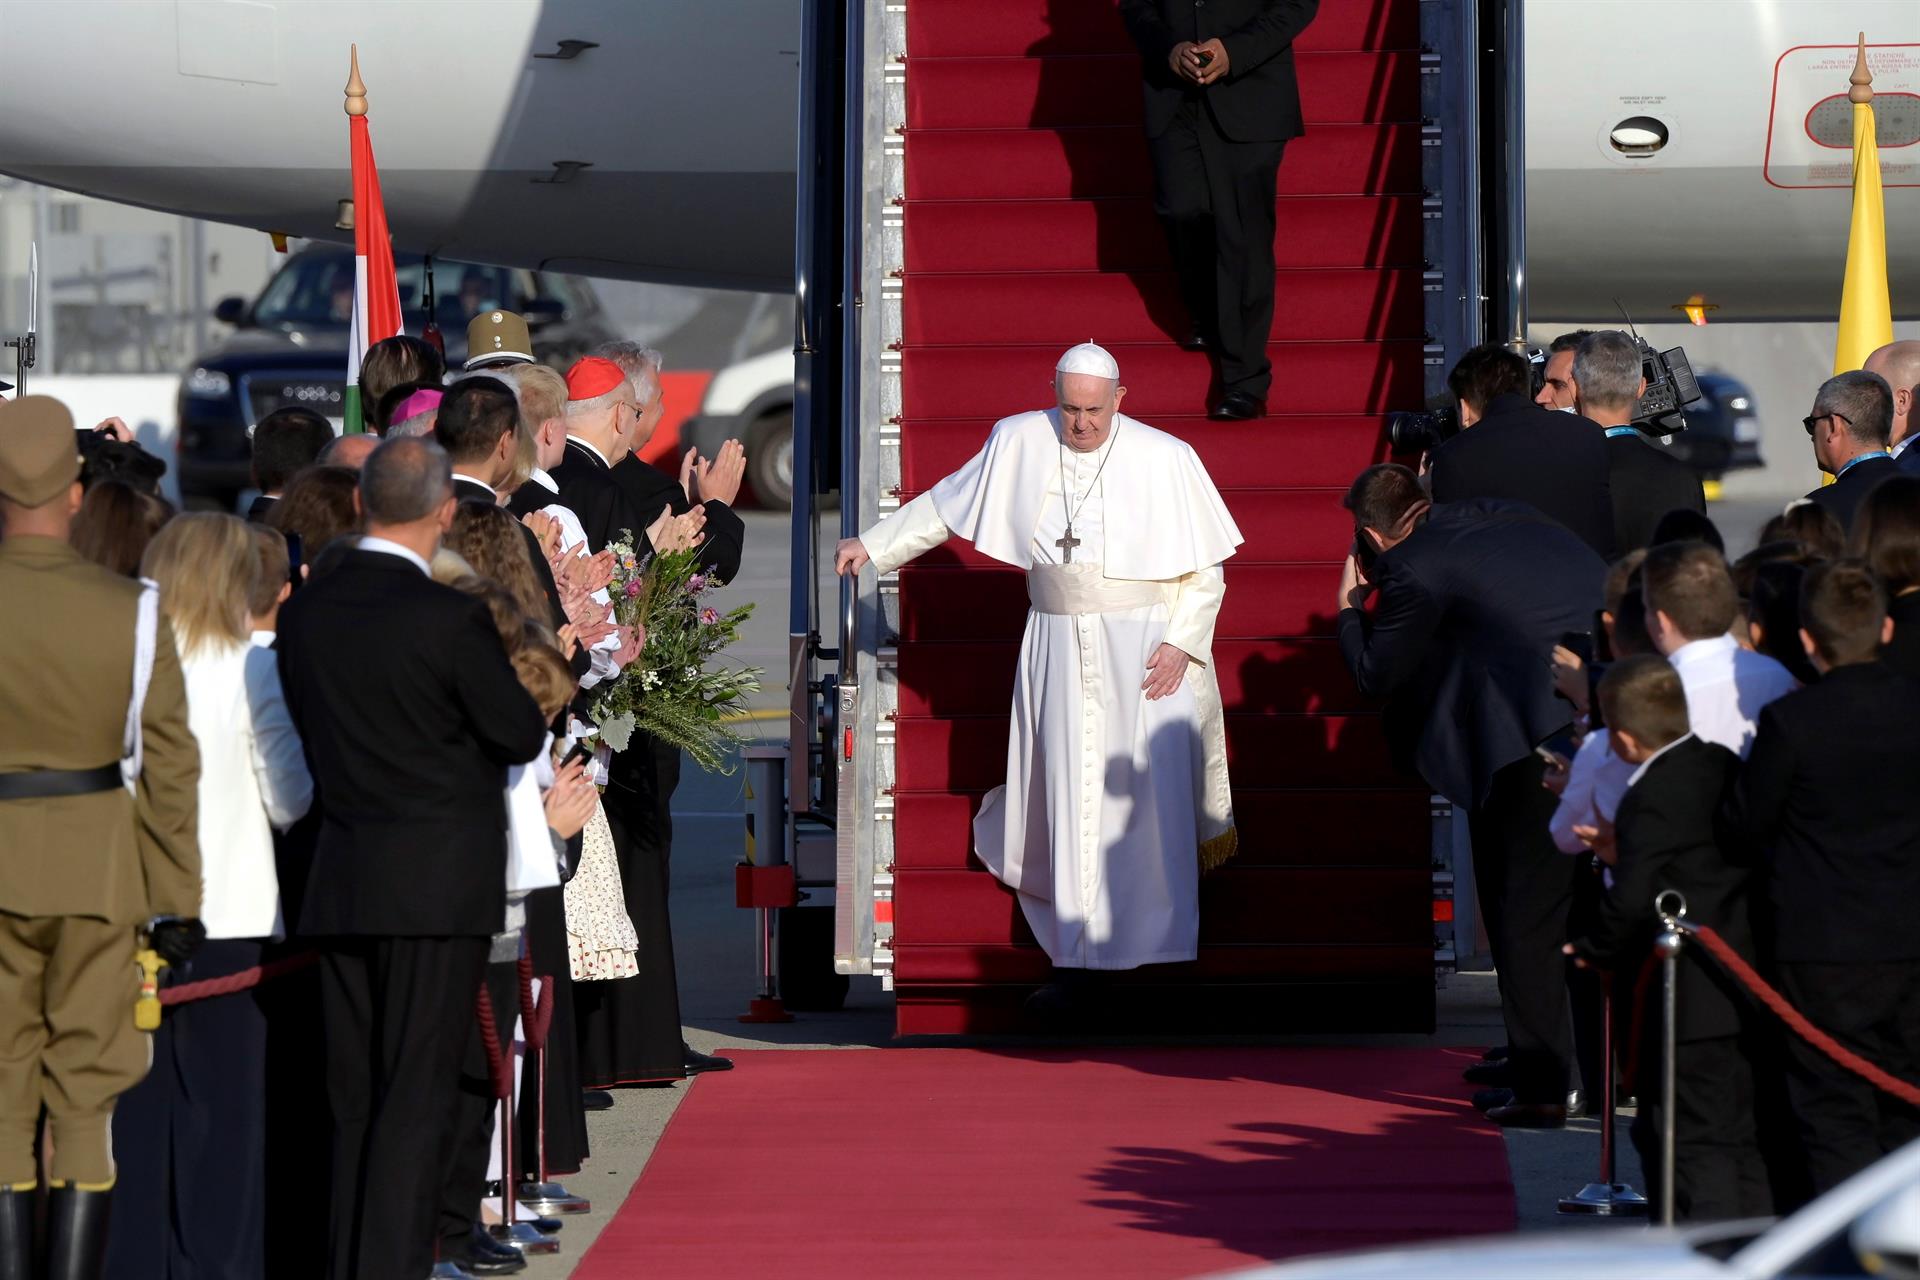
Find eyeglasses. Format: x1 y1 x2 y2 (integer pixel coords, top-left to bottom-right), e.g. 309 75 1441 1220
1803 410 1852 436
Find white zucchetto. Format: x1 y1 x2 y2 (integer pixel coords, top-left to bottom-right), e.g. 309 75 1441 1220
1055 342 1119 381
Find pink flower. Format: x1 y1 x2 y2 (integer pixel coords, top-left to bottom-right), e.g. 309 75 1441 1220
625 580 641 598
700 607 720 625
687 573 707 593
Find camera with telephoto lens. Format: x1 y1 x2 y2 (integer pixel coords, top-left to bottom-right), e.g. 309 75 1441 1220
1386 395 1462 455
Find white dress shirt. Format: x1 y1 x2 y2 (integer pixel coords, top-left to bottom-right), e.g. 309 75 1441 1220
183 640 314 939
250 629 276 649
358 535 432 575
1550 730 1635 856
1667 634 1798 759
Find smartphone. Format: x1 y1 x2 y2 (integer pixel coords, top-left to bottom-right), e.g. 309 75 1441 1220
1586 661 1610 731
1558 629 1594 667
284 532 303 593
1195 49 1214 66
1591 609 1613 663
560 739 595 770
1534 726 1577 769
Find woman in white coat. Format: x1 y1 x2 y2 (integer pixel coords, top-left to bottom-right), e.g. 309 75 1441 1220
105 513 312 1280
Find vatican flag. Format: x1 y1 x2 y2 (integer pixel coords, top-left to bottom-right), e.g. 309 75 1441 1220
1834 34 1893 377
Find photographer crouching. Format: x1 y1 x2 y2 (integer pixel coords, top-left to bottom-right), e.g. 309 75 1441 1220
1337 463 1606 1126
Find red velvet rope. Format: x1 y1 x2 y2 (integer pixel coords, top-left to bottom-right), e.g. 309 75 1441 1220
515 951 556 1051
474 983 512 1101
156 950 319 1006
1618 924 1920 1108
1684 923 1920 1109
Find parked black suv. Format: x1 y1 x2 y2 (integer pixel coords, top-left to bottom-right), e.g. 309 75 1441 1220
1662 371 1766 482
177 247 616 508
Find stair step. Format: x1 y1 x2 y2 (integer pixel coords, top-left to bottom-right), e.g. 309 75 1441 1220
906 50 1418 129
892 788 1433 870
902 267 1423 346
890 975 1437 1035
903 195 1422 273
895 636 1367 714
893 866 1431 947
906 0 1417 58
893 712 1399 792
901 342 1425 419
892 945 1435 985
900 415 1387 490
893 562 1356 643
905 123 1422 201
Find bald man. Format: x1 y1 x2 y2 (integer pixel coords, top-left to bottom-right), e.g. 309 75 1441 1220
316 433 379 471
1864 341 1920 474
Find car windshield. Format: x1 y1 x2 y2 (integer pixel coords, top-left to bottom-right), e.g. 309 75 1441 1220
252 253 523 332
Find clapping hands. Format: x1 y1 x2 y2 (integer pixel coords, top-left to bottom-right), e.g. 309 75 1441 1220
680 441 747 507
647 503 706 554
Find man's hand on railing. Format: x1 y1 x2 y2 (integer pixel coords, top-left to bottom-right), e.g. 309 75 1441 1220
834 537 870 576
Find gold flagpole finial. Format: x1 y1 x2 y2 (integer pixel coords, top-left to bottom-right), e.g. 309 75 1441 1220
1850 33 1873 106
345 44 368 117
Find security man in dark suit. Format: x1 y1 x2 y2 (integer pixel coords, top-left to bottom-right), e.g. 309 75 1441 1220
1802 370 1898 533
1427 343 1616 559
0 396 203 1277
1724 560 1920 1198
277 436 547 1280
1572 331 1706 552
1569 656 1768 1222
1338 464 1606 1127
1120 0 1318 421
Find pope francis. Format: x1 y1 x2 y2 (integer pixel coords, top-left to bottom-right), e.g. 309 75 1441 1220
836 344 1243 990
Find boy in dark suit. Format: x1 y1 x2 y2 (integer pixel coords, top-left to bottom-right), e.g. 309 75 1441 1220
1725 559 1920 1196
1566 655 1769 1221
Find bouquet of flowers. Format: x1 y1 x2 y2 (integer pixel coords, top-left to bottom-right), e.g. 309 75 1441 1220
589 534 760 773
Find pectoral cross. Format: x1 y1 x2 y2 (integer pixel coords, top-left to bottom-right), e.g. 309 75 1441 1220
1056 525 1081 564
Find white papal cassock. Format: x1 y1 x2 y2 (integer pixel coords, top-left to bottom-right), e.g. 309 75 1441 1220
860 409 1242 969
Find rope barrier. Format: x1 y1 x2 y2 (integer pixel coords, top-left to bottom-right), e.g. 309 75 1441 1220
1682 922 1920 1109
156 950 319 1007
474 983 512 1101
516 952 555 1052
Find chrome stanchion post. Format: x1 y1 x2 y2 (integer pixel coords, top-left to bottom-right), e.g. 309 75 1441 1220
1653 890 1688 1228
517 1033 590 1217
491 1042 560 1255
1558 974 1648 1215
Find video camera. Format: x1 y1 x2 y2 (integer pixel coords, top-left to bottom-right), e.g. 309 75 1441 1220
1625 335 1702 435
1386 397 1462 455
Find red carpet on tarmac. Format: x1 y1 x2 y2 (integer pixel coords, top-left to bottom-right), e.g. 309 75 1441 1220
573 1047 1513 1279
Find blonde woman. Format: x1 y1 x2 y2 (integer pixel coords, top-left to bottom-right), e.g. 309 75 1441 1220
105 513 312 1280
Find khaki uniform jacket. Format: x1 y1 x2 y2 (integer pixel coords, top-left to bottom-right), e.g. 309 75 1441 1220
0 536 200 923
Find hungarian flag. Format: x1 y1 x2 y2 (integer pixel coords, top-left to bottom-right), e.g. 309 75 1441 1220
343 45 402 434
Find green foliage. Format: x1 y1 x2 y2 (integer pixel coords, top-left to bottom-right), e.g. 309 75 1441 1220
588 537 761 774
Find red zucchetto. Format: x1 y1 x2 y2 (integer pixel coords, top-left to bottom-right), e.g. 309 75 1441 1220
564 357 628 401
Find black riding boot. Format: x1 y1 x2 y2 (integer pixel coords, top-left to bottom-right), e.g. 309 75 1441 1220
0 1184 32 1280
44 1185 110 1280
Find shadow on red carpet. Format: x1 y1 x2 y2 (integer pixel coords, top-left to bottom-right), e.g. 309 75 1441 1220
571 1046 1512 1279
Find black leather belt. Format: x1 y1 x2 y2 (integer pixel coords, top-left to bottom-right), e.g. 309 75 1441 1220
0 764 123 801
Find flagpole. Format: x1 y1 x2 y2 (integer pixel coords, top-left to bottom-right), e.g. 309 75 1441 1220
345 43 367 118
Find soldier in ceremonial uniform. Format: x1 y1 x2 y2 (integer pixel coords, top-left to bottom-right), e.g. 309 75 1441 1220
0 397 202 1278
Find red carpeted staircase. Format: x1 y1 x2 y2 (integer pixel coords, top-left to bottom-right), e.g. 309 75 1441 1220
889 0 1433 1033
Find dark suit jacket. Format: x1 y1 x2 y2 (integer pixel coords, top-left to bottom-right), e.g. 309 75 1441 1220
1337 499 1606 808
1804 453 1897 533
278 550 547 936
1427 395 1616 559
1119 0 1316 142
1606 429 1706 553
548 439 647 554
1884 590 1920 678
453 475 587 679
1574 736 1752 1043
246 494 278 524
609 456 747 586
1722 661 1920 965
1896 443 1920 476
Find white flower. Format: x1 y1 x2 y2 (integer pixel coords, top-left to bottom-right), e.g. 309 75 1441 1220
684 665 697 679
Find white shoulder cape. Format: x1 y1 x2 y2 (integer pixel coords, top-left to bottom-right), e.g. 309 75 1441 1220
928 410 1243 579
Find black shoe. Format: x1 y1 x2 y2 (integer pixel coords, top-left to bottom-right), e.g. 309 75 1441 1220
44 1185 110 1280
1565 1087 1587 1118
431 1264 478 1279
1180 326 1209 351
1479 1045 1511 1062
0 1184 30 1280
581 1089 615 1111
1472 1086 1515 1112
1484 1102 1568 1129
1209 391 1265 420
444 1226 525 1276
1461 1058 1512 1086
683 1046 734 1075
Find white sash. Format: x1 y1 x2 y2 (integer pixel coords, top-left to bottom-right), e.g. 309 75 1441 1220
1026 563 1175 615
121 579 160 791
